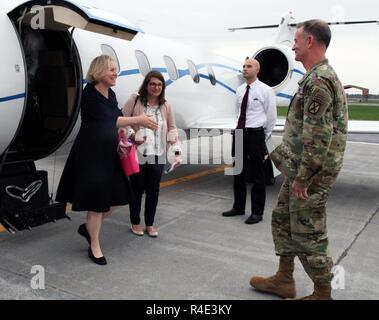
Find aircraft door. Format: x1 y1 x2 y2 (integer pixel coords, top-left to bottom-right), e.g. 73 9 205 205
0 16 26 157
8 0 142 41
5 0 142 163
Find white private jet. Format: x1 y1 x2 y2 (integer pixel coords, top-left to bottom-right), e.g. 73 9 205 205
0 0 377 232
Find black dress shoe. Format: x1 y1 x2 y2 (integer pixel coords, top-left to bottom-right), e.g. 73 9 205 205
78 224 91 245
88 247 107 265
222 208 245 217
245 214 263 224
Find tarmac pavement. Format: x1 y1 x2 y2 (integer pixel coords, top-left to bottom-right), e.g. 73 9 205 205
0 136 378 300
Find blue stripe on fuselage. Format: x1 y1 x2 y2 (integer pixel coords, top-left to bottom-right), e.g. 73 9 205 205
0 64 286 103
199 74 236 94
117 64 239 94
292 68 305 76
119 69 140 77
277 92 293 100
0 93 26 103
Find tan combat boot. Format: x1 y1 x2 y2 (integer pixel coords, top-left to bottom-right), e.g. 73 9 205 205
297 283 332 300
249 256 296 298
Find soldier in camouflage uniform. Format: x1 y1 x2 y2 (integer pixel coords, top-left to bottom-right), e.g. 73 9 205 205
250 20 348 300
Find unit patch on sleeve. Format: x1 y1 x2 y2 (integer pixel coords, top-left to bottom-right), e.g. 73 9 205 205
308 101 321 115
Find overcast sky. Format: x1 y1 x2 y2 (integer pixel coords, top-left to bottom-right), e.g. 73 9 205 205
71 0 378 94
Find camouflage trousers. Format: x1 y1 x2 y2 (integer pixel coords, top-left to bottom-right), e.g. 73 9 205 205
272 176 337 285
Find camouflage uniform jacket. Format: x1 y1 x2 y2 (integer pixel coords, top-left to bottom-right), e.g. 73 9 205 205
270 59 348 188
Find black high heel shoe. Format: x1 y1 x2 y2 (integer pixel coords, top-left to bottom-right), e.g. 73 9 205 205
88 247 107 265
78 224 91 245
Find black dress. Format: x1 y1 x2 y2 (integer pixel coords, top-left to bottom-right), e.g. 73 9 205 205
56 83 130 212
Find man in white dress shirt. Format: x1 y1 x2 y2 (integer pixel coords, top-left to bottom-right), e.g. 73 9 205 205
222 57 277 224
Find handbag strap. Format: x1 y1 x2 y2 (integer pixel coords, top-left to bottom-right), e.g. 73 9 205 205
132 94 139 115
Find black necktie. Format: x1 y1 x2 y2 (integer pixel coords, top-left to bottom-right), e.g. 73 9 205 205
237 85 250 129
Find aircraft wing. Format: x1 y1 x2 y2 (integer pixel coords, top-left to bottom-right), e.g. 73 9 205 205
189 117 379 134
189 117 286 132
346 121 379 133
188 118 237 130
273 118 379 133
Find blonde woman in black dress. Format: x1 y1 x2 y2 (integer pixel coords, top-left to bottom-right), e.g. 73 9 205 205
56 55 158 265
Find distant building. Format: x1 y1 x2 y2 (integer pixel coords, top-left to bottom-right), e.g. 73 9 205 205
344 85 369 102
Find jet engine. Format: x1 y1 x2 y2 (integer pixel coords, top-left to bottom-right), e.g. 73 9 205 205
253 44 304 99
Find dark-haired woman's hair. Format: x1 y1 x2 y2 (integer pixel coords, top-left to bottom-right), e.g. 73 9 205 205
138 71 166 106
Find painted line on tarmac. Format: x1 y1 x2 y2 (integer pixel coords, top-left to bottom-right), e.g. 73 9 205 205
0 168 227 233
62 168 227 215
160 166 227 189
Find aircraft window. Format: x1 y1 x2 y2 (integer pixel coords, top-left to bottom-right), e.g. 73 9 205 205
187 60 200 83
135 50 151 77
101 44 120 74
207 64 217 86
163 56 179 80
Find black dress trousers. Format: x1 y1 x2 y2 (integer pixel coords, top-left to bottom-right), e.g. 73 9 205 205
232 128 267 216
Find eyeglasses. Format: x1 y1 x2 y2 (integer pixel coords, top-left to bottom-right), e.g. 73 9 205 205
149 82 163 88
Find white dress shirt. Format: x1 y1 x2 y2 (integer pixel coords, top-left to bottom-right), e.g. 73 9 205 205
138 104 165 156
235 79 277 139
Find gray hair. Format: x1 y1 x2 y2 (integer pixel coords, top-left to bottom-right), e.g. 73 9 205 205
297 19 331 49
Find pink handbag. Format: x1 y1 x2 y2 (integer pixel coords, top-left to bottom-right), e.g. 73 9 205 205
117 130 140 176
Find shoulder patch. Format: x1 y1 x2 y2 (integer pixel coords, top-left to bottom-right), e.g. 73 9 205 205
308 101 321 115
304 85 333 119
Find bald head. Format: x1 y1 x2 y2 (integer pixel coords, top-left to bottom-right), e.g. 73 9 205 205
242 58 260 83
246 58 260 71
